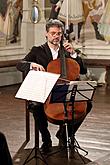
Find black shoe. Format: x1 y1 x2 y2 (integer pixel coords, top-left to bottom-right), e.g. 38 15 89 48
10 37 17 43
40 141 52 153
56 129 67 147
58 137 67 147
96 34 105 41
92 22 105 41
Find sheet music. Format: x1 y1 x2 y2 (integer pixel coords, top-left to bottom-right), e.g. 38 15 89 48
68 81 97 101
15 70 60 103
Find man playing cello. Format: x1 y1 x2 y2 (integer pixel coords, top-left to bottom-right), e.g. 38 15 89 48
16 19 92 153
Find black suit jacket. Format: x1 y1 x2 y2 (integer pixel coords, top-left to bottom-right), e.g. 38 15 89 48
16 42 87 75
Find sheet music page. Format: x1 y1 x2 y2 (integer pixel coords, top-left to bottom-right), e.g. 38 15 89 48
69 81 97 101
15 70 60 103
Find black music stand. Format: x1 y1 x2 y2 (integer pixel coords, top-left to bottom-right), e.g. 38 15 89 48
49 81 96 162
51 83 77 159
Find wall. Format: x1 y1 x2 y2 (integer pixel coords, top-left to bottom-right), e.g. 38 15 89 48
0 0 45 86
0 0 110 86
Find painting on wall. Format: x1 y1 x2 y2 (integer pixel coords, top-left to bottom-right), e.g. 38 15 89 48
0 0 8 18
0 0 110 48
0 0 7 46
0 0 23 46
65 0 110 49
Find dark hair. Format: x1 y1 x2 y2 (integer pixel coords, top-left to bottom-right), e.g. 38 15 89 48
46 19 64 32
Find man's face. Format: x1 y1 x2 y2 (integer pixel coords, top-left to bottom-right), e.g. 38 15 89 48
46 27 63 46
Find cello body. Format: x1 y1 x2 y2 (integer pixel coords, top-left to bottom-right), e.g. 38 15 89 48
45 58 87 125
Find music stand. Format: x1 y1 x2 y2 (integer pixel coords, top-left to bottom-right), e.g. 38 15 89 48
49 81 96 162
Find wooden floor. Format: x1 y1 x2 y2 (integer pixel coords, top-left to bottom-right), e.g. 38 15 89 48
0 84 110 165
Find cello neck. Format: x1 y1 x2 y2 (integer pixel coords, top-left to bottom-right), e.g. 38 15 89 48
59 40 67 79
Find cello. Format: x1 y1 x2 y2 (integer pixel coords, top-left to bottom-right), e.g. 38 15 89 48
45 42 87 125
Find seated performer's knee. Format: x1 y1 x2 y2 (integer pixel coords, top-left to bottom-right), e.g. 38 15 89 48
27 101 42 113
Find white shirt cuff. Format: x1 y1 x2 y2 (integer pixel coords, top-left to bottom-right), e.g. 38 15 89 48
70 52 77 58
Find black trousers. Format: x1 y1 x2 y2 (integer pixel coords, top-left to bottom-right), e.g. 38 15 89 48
28 101 92 143
56 101 92 140
0 132 13 165
28 102 51 143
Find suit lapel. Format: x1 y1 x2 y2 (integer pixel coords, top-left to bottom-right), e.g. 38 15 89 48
41 43 53 62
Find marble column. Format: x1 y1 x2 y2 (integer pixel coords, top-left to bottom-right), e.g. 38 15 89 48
33 0 46 46
21 0 35 52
